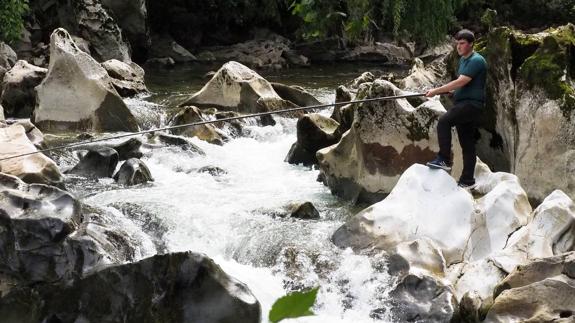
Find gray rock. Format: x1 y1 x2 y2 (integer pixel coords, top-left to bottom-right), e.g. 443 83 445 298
0 42 17 83
0 173 87 285
0 60 47 118
101 59 148 97
0 252 261 323
285 113 340 166
271 82 321 107
145 133 205 155
288 202 320 220
386 273 458 323
67 147 119 178
169 106 227 145
198 166 227 176
113 158 153 186
150 33 196 63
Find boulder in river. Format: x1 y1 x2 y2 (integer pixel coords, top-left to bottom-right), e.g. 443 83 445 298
169 106 227 145
0 252 261 323
101 59 148 97
34 28 139 133
0 60 47 118
285 113 340 166
114 158 153 186
0 123 63 185
271 82 321 107
317 79 463 204
180 61 301 118
67 147 119 178
287 201 320 220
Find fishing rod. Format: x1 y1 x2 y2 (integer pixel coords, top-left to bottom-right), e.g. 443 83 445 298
0 92 426 162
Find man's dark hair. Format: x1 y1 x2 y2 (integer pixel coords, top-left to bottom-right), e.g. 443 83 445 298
455 29 475 43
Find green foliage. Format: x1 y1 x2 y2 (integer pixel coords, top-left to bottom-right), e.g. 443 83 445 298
289 0 466 45
268 287 319 323
0 0 28 43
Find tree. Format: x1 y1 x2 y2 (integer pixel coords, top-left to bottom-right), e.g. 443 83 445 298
0 0 29 43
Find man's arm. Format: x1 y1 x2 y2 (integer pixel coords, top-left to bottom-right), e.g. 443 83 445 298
425 75 472 97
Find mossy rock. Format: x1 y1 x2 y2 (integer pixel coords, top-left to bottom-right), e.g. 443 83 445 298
519 24 575 118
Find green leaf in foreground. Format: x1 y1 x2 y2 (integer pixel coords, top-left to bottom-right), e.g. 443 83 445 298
268 287 319 323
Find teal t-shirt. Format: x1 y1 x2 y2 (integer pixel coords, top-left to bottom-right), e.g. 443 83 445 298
454 52 487 107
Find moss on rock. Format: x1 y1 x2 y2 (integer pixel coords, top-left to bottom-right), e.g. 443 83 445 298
519 24 575 118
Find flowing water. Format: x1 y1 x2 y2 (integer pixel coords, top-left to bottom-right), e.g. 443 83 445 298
67 63 408 322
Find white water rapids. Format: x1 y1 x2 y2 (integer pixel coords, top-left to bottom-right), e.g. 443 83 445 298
69 74 399 322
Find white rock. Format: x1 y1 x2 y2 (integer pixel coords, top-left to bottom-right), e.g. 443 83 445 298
492 189 575 273
464 160 532 262
34 28 139 132
333 160 533 266
0 124 63 185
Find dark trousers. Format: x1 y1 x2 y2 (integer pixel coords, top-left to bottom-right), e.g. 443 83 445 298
437 101 482 183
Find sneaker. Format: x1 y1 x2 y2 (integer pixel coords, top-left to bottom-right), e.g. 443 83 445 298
458 180 476 190
426 156 452 172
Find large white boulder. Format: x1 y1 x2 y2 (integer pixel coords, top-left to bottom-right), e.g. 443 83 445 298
332 160 531 266
34 28 139 133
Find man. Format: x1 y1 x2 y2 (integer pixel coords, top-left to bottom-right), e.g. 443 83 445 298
425 29 487 189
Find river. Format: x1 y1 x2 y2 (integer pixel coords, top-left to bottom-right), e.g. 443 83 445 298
66 63 407 322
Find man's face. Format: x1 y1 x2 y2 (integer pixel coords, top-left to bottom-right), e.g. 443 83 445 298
456 39 473 56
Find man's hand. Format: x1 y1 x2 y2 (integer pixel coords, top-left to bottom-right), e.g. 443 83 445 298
425 88 440 97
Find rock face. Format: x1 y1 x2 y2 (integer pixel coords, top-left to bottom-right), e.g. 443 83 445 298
285 113 340 166
34 28 139 133
0 60 47 118
197 37 295 69
169 106 226 145
485 252 575 322
317 80 462 203
114 158 153 186
0 252 261 323
180 61 299 116
101 59 148 97
60 0 132 62
101 0 149 61
0 124 63 185
474 24 575 202
340 42 412 65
